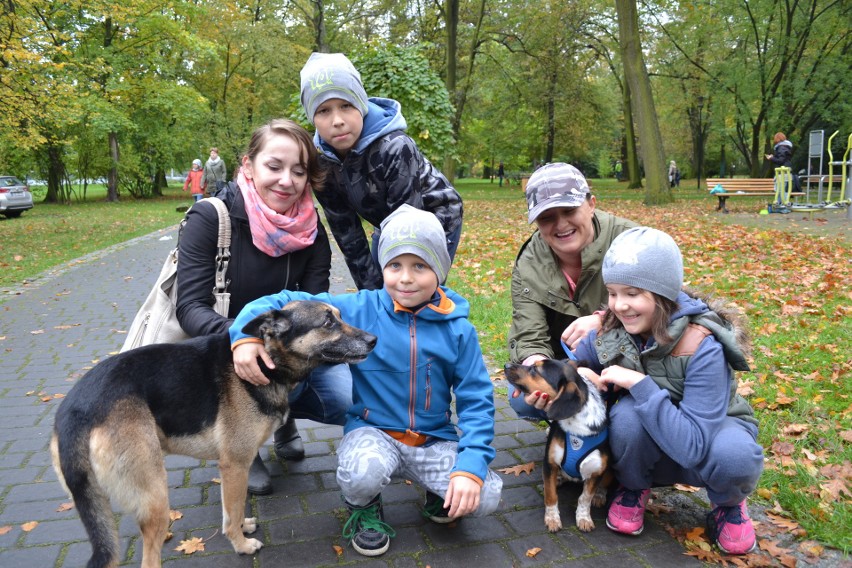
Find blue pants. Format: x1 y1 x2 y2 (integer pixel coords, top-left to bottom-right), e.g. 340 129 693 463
288 363 352 425
609 394 764 506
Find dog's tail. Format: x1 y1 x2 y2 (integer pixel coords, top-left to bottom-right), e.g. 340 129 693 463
51 429 119 568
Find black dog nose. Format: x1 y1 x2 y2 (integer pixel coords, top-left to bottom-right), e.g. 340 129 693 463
365 334 378 349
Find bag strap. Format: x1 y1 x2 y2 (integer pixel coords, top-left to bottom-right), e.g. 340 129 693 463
201 197 231 295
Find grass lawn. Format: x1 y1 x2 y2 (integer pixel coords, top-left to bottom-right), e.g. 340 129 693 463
1 177 849 553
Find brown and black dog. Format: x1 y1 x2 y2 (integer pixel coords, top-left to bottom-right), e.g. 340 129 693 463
51 301 376 568
504 359 612 532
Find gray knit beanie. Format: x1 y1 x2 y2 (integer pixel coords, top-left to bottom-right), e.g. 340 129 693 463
300 53 370 125
602 227 683 301
378 204 451 284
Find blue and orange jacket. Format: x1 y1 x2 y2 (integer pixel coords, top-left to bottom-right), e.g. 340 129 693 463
229 286 496 485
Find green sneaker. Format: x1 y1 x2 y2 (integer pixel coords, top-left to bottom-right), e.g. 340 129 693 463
342 495 396 557
422 491 456 524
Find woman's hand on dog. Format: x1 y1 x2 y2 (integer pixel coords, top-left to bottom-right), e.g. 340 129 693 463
233 343 274 385
561 313 603 349
445 476 481 519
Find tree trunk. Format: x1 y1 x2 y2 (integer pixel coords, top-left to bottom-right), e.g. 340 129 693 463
615 0 670 204
107 131 119 202
442 0 458 183
622 79 641 189
313 0 328 52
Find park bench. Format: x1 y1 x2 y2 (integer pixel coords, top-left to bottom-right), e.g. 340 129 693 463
706 177 804 213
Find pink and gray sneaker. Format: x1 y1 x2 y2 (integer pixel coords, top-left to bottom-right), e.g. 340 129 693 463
707 500 757 555
606 486 651 535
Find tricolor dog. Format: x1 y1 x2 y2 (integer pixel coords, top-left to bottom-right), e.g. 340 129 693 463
504 358 612 532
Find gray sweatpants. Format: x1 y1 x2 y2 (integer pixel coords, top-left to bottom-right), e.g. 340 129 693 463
609 395 764 506
337 427 503 516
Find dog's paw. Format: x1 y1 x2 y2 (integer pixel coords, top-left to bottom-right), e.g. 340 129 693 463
243 517 257 533
576 513 596 532
235 537 264 555
544 505 562 533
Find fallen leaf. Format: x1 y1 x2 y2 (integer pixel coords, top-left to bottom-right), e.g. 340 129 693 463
175 537 205 554
673 483 701 492
56 502 74 512
30 329 45 335
211 478 221 484
498 462 535 476
21 521 38 532
333 544 344 556
685 526 706 541
169 510 183 522
526 547 542 558
0 526 12 535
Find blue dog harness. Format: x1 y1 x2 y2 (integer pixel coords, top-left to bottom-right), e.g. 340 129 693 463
561 428 609 479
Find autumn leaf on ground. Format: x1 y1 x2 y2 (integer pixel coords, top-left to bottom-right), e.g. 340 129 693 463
646 502 672 516
759 539 797 567
819 478 850 501
333 545 344 556
498 462 535 476
211 477 221 484
782 423 809 437
673 483 701 492
175 536 205 554
21 521 38 532
526 547 542 558
169 510 183 522
0 526 12 535
765 512 799 532
56 502 74 512
30 329 45 335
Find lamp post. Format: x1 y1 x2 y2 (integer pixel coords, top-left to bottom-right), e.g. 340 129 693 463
696 95 704 190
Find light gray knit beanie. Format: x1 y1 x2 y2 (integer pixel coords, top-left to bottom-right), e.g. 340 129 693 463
602 227 683 301
378 204 451 284
299 52 370 124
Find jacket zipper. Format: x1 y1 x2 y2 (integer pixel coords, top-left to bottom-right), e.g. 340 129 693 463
408 314 417 430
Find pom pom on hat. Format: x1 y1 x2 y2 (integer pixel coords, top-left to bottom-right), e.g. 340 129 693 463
602 227 683 301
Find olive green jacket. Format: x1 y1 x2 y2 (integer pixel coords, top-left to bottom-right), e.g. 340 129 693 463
507 210 636 363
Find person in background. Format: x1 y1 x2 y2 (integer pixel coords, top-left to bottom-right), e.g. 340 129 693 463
201 147 228 194
571 227 764 555
765 132 801 195
299 52 463 291
668 160 680 189
228 205 502 558
183 159 204 202
176 119 350 495
497 161 505 187
506 162 636 419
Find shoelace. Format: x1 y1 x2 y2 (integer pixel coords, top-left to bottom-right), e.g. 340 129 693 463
422 497 448 518
713 504 745 525
616 488 645 507
342 505 396 540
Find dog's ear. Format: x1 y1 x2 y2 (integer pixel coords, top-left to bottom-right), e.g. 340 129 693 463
545 366 586 420
241 310 291 339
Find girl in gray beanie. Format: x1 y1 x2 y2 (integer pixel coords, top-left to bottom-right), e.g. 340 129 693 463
570 227 764 555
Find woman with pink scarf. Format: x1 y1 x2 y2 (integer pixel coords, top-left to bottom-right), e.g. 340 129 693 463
176 119 350 495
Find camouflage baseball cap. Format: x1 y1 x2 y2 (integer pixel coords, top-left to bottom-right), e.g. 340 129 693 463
525 163 591 223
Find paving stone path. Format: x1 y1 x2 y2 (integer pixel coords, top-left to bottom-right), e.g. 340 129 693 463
0 226 706 567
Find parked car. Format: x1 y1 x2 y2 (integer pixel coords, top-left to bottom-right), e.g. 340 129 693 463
0 176 34 218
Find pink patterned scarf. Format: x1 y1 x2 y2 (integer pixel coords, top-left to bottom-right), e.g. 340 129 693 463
237 167 318 257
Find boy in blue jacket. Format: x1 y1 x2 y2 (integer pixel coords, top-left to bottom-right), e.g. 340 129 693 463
229 205 502 557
